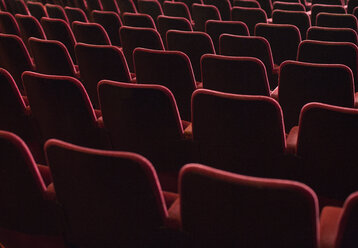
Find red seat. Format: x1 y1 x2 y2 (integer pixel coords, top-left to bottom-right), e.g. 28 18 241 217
175 163 319 247
72 21 111 45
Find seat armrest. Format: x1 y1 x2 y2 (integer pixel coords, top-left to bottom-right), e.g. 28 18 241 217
165 198 181 230
286 126 299 154
270 86 279 100
320 206 342 248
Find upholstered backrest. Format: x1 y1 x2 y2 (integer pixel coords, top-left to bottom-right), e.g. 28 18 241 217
72 21 111 45
22 71 101 148
205 20 249 51
134 47 196 121
45 139 167 247
180 163 319 248
119 26 164 72
75 43 131 107
191 3 221 32
307 26 358 44
92 10 122 46
0 33 33 91
279 61 355 132
167 30 215 82
231 6 267 35
201 54 270 96
29 37 77 77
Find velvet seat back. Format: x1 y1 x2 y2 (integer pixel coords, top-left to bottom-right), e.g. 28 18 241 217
279 61 355 132
72 21 111 45
22 71 103 148
167 30 215 82
297 103 358 200
192 89 286 173
201 54 270 96
45 139 168 247
231 6 267 35
134 47 196 121
306 26 358 44
92 10 122 46
180 164 319 248
191 4 221 32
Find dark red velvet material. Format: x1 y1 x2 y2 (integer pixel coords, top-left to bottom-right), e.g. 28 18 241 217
29 37 77 77
119 26 164 72
192 89 286 174
134 47 196 121
307 26 358 44
167 30 215 82
0 11 20 35
310 4 346 25
157 15 192 47
98 80 190 172
191 3 221 32
40 17 77 63
92 10 122 46
272 9 310 39
45 139 169 247
179 164 319 248
0 33 34 92
27 2 47 21
138 0 163 26
72 21 111 45
0 131 60 235
22 71 106 149
202 0 232 20
296 103 358 201
220 33 276 89
201 54 270 95
205 20 249 52
297 40 358 90
64 6 88 24
122 12 156 28
163 1 192 22
255 23 301 65
231 6 267 35
278 61 355 132
316 13 358 30
75 43 131 108
45 4 69 23
273 1 306 11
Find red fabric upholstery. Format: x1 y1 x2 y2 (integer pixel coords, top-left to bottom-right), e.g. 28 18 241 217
220 33 277 89
297 40 358 91
272 9 310 39
122 12 156 28
296 103 358 201
0 33 34 92
27 2 47 21
278 61 355 132
98 80 192 173
179 163 319 247
29 37 78 77
203 0 232 20
72 21 111 45
157 15 192 47
310 4 346 25
163 1 192 22
316 13 358 30
64 6 88 24
119 26 164 72
92 10 122 46
40 17 77 63
138 0 163 26
192 89 286 175
167 30 215 82
307 26 358 44
191 3 221 32
205 20 249 52
231 6 267 35
0 131 62 237
15 14 46 56
273 1 305 11
134 47 196 121
45 139 173 247
201 54 270 96
45 4 69 23
255 23 301 65
22 71 107 149
0 11 20 35
75 43 131 108
100 0 120 13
